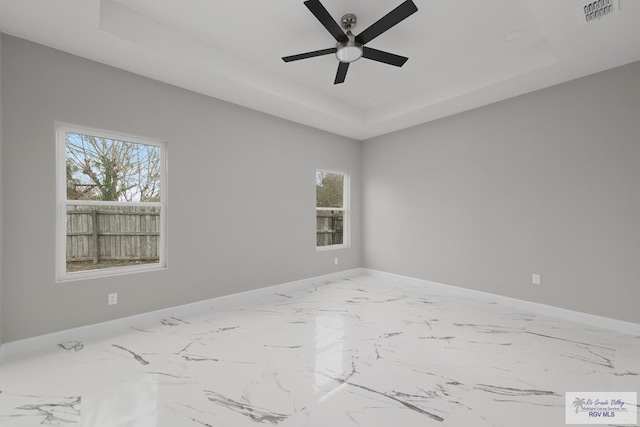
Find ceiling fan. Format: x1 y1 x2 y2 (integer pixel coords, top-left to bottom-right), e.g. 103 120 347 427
282 0 419 84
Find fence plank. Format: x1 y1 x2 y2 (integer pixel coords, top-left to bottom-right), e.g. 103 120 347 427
92 209 99 264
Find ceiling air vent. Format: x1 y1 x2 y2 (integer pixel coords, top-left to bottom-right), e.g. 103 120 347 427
579 0 619 23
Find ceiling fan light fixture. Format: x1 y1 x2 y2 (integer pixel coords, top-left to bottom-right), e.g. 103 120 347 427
336 41 363 63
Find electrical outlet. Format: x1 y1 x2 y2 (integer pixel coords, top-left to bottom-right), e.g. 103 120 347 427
532 274 541 285
108 292 118 305
334 257 339 265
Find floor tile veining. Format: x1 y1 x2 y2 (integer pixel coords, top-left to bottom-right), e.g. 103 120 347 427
0 274 638 426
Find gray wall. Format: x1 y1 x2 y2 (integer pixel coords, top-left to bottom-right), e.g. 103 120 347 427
362 61 640 324
0 33 4 345
1 36 361 343
3 34 638 344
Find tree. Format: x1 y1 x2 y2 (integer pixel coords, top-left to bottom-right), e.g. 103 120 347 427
67 161 84 199
316 171 344 208
65 133 160 202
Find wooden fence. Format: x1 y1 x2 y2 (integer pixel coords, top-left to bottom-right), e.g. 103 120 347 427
317 211 344 246
66 206 160 265
68 207 341 263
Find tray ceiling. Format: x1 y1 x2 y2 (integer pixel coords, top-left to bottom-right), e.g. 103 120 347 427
1 0 639 140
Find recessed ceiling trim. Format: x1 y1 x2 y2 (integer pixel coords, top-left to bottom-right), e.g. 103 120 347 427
99 0 366 137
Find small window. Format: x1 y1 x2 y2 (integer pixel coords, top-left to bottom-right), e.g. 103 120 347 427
316 170 349 249
56 124 167 281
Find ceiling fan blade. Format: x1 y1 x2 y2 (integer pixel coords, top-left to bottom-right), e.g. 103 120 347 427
355 0 418 45
334 62 350 84
282 48 337 62
362 47 408 67
304 0 348 43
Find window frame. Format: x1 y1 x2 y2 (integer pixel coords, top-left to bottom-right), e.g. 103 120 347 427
316 169 350 251
55 123 168 282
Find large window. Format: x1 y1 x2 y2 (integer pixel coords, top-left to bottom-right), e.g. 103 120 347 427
316 170 349 249
56 124 167 281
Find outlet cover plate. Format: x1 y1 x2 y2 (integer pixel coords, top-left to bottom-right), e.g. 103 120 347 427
108 293 118 305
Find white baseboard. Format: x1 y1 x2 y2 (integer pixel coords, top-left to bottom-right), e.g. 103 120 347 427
0 268 365 360
362 269 640 336
2 267 638 361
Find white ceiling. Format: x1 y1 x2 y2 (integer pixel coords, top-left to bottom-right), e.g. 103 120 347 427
1 0 639 140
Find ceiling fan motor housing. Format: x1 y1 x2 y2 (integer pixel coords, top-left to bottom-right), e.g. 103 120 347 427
341 13 357 30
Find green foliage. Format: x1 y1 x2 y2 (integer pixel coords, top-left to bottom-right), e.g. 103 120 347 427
316 171 344 208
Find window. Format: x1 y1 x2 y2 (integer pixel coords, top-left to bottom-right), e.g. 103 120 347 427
316 169 349 249
56 124 167 281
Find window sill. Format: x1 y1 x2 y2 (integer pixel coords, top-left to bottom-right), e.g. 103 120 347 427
316 244 350 252
57 264 167 283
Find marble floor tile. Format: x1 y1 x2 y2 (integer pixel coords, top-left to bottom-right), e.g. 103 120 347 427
0 274 638 426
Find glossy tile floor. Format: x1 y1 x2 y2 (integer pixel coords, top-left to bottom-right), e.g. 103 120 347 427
0 274 638 426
